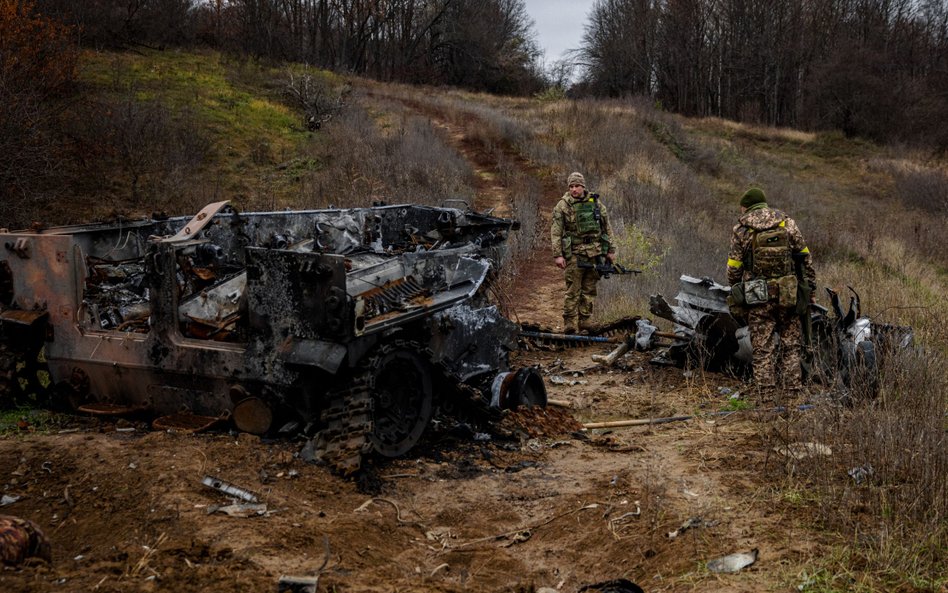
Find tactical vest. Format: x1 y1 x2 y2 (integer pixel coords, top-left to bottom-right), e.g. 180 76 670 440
570 194 602 242
748 221 793 279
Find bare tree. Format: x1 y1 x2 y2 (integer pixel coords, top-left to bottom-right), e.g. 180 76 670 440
579 0 659 96
0 0 78 219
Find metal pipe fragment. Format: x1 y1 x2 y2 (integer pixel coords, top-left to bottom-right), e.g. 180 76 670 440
201 475 260 503
519 330 621 343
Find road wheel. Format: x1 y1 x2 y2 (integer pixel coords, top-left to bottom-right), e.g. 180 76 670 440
366 344 433 457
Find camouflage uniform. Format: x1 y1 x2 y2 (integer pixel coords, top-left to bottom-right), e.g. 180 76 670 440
551 188 615 331
727 202 815 389
0 514 52 565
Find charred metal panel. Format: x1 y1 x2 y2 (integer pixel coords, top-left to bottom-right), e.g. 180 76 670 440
348 249 490 335
277 338 347 373
426 303 518 382
178 273 246 331
245 248 349 341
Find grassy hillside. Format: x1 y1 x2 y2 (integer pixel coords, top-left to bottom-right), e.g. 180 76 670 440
14 48 948 591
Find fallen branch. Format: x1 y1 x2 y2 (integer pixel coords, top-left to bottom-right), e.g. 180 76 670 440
354 497 426 530
582 405 814 430
583 416 693 429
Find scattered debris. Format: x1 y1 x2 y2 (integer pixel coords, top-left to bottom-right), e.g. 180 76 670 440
774 442 832 460
549 375 587 386
0 495 20 507
647 276 912 396
353 497 424 529
607 501 642 539
278 535 331 593
667 516 716 539
591 339 630 366
500 529 532 547
208 503 270 518
429 562 450 577
201 475 260 503
0 514 52 566
848 464 874 484
706 548 759 573
277 575 319 593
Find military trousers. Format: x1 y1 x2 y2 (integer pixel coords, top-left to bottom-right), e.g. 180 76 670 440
747 301 803 389
563 255 600 328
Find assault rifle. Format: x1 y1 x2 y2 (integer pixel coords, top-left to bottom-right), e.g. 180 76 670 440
578 258 642 278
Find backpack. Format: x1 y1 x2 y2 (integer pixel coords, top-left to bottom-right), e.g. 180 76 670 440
737 221 797 308
749 223 793 279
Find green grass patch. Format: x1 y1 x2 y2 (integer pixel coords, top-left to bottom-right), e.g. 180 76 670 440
78 48 312 165
0 407 72 436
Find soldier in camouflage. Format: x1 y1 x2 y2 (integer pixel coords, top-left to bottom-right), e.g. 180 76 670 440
551 172 616 333
726 188 816 390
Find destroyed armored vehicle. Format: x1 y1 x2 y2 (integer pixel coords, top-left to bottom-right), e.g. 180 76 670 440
645 275 912 397
0 201 545 472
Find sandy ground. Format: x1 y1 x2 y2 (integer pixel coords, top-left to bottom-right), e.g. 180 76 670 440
0 95 816 593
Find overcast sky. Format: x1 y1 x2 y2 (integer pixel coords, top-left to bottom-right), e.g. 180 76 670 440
523 0 596 65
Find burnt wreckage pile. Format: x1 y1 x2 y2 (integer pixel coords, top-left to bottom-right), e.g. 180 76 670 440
0 201 545 473
642 275 912 397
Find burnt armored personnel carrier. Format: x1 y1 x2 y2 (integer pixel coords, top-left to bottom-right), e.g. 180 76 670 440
0 201 545 472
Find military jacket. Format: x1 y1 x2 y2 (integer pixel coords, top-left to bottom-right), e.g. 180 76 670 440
726 206 816 289
550 191 615 259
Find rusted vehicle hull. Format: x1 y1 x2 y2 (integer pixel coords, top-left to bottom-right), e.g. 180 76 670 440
0 202 545 472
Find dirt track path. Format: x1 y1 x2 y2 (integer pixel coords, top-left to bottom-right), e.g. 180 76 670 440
428 116 565 328
377 94 566 329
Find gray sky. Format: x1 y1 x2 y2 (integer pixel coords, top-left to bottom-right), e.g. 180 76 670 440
523 0 595 65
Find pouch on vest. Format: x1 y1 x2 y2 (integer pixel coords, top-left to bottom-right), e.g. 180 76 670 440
729 283 746 306
726 294 747 320
751 225 792 278
769 274 798 308
741 278 769 305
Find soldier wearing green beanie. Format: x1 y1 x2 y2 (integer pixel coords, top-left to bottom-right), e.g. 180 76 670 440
726 187 817 392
